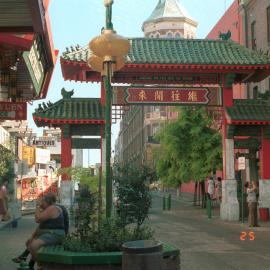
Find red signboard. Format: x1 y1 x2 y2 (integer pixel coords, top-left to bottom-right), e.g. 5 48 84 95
113 86 222 106
0 102 27 120
125 87 210 105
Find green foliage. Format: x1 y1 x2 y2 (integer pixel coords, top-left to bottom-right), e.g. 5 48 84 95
63 177 154 253
58 167 104 193
63 216 154 252
113 163 152 228
75 186 98 239
0 143 15 183
155 107 222 187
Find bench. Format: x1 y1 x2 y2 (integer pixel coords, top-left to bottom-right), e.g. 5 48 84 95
37 242 180 270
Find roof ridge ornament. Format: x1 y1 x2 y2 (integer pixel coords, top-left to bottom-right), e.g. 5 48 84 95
219 30 231 41
61 88 74 99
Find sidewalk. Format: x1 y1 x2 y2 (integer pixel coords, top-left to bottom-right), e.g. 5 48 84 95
150 193 270 270
153 190 270 230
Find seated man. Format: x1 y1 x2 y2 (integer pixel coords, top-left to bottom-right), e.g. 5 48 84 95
12 193 69 269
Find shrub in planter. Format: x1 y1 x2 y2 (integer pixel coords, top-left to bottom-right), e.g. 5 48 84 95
63 164 154 253
113 163 152 228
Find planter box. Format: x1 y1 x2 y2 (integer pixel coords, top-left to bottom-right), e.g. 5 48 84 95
37 242 180 270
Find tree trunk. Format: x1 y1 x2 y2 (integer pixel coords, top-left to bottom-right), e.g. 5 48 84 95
193 182 198 206
201 180 206 208
198 182 201 206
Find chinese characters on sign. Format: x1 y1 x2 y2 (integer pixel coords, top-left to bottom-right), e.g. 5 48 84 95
19 176 58 202
125 87 210 105
0 102 27 120
22 146 35 166
23 35 46 95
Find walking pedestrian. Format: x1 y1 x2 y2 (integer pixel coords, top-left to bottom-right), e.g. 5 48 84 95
207 177 215 199
216 177 222 203
0 180 10 222
246 181 259 227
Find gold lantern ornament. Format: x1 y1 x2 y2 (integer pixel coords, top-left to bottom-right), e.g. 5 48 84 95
88 29 130 77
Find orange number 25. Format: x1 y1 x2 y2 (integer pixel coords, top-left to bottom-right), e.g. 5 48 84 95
240 231 255 241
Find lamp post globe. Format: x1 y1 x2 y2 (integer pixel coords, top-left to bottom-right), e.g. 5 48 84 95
89 29 130 69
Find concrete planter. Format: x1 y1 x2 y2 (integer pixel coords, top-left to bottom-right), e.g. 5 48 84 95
37 243 180 270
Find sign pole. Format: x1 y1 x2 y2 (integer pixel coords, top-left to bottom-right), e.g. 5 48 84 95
242 173 244 224
105 74 112 218
238 156 246 224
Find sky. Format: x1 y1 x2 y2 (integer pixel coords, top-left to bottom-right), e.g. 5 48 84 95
27 0 235 166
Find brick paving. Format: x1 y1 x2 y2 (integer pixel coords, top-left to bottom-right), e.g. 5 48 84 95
0 215 36 270
150 192 270 270
1 194 270 270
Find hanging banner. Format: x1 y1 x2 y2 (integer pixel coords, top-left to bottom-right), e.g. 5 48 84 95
0 102 27 120
113 86 222 106
19 175 58 202
35 148 50 164
22 146 35 166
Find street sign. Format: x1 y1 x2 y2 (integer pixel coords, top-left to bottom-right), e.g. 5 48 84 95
23 35 47 95
35 148 50 164
238 156 246 170
113 86 222 106
31 137 56 147
0 102 27 120
22 146 35 166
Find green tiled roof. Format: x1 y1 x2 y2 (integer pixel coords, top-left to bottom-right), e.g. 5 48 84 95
62 38 270 66
226 99 270 121
33 97 104 122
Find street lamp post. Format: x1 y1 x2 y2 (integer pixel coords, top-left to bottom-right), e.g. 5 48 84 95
88 0 130 217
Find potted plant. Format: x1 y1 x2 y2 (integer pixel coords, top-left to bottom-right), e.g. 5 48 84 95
37 165 180 270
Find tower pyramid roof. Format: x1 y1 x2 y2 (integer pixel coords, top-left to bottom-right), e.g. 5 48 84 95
144 0 196 24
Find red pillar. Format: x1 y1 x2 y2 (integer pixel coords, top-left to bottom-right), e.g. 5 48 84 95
222 77 234 179
260 136 270 179
61 130 72 180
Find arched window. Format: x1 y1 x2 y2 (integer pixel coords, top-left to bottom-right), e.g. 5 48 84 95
167 32 173 38
175 33 181 39
156 33 160 38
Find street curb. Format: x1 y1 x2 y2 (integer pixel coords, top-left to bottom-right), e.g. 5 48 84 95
0 217 21 230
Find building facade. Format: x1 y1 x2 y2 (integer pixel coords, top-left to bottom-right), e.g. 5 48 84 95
115 0 198 167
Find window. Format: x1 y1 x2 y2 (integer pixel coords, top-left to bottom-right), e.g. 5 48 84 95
267 6 270 42
175 33 181 39
251 21 256 50
167 32 173 38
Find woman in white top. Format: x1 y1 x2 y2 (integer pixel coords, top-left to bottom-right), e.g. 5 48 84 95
246 181 259 227
207 177 215 199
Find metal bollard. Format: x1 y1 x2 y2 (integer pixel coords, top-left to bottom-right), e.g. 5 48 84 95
122 240 163 270
163 195 166 210
206 197 212 219
167 194 171 210
17 261 29 270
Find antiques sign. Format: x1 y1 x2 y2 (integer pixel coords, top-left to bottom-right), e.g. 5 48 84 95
113 86 222 106
31 137 55 147
0 102 27 120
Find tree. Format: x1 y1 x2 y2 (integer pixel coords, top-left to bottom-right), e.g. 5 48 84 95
155 107 222 194
0 144 15 183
